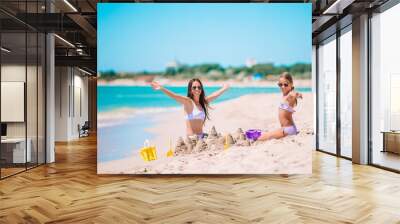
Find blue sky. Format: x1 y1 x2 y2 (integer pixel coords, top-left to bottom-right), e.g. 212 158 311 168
98 3 311 73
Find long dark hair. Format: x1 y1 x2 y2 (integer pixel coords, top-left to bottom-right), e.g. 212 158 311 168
187 78 210 121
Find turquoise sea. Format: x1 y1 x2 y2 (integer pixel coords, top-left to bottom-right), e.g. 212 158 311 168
97 85 311 163
98 86 311 112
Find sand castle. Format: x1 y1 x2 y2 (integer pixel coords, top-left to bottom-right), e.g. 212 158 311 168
205 126 225 151
234 128 251 146
174 137 188 156
174 126 253 156
233 128 244 140
226 134 235 145
194 139 208 153
184 137 194 152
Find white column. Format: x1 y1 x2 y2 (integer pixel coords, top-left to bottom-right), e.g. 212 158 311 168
312 45 317 150
45 0 55 163
352 14 369 164
46 33 55 163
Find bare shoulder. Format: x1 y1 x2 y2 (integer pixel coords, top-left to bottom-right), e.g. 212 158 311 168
289 91 297 97
183 97 194 105
289 91 303 99
284 92 298 105
285 91 296 100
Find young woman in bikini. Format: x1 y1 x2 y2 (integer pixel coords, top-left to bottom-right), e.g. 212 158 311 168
150 78 229 138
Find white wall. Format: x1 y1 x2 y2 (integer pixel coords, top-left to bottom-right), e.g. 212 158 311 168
55 67 89 141
72 73 89 138
55 66 70 141
1 65 40 138
1 82 25 122
1 66 26 126
1 64 46 163
1 65 26 81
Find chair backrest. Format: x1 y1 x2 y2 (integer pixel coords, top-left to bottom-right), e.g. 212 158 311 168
82 121 90 129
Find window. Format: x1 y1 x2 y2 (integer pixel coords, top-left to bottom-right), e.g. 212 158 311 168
370 2 400 171
339 27 352 158
317 35 337 154
0 1 46 179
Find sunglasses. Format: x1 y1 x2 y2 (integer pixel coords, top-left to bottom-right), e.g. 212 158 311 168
278 82 289 88
192 86 202 90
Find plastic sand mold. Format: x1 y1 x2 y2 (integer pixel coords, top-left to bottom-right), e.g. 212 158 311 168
166 149 174 157
166 138 174 157
140 140 157 162
224 135 230 150
245 129 262 141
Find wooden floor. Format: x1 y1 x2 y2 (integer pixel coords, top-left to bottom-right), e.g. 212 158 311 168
1 163 44 178
1 135 400 223
1 167 26 178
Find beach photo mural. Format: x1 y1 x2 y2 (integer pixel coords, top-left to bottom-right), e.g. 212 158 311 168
97 3 312 174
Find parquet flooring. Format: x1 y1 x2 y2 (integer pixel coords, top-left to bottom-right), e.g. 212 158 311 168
1 135 400 223
1 167 26 178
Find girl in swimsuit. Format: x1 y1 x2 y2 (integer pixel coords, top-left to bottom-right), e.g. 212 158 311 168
257 72 303 141
150 79 229 138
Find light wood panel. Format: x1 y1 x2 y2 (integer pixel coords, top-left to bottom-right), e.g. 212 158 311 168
1 135 400 223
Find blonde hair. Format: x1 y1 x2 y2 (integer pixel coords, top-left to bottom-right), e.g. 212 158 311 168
280 72 294 90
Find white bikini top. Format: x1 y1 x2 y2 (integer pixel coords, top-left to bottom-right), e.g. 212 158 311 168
186 101 206 121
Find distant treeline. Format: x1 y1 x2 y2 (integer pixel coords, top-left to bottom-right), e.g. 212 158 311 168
99 62 311 81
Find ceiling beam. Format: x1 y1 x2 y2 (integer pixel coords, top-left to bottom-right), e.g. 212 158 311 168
67 13 97 39
322 0 356 15
55 55 96 72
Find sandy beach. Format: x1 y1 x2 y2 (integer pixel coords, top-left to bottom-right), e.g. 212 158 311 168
98 92 313 174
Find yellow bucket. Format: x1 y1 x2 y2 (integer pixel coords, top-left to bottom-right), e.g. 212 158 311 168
166 149 174 157
139 140 157 162
224 135 230 150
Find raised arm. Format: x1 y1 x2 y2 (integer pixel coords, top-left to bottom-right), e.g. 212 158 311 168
206 83 230 103
287 91 303 106
293 91 303 99
150 81 191 105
